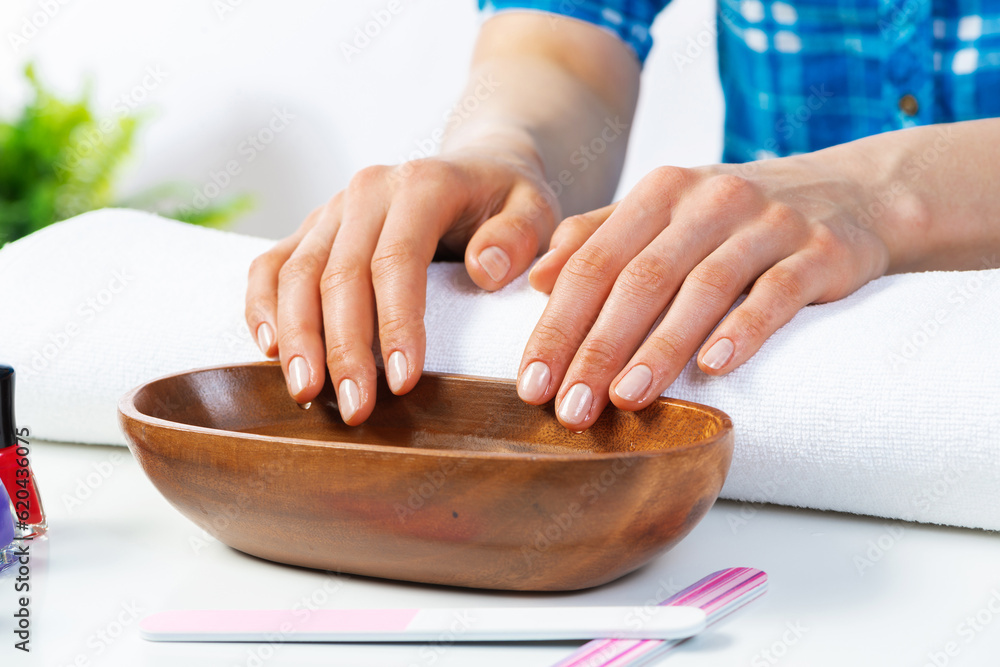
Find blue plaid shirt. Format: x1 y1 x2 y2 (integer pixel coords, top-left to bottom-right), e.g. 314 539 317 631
480 0 1000 163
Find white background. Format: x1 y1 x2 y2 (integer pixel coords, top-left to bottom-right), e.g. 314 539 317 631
0 0 723 239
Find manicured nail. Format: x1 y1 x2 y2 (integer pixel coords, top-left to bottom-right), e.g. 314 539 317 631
338 378 360 423
528 247 558 280
517 361 551 403
614 364 653 401
538 246 558 262
256 322 275 356
288 356 310 397
557 383 593 426
702 338 735 370
478 246 511 283
387 350 408 393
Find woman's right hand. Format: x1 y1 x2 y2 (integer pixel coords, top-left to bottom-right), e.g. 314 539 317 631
245 8 642 425
244 149 559 425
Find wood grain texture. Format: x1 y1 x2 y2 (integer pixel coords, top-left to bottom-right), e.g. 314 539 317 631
118 362 733 591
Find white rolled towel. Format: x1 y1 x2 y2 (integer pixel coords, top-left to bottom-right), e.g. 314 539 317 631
1 209 998 530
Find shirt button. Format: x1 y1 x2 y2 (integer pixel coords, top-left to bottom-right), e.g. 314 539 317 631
898 94 919 116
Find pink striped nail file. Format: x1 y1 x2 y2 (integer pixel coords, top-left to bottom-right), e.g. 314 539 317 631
552 567 768 667
140 606 707 642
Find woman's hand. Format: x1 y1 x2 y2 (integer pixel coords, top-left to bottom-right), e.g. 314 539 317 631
245 150 558 424
243 8 644 427
518 153 895 431
244 10 642 426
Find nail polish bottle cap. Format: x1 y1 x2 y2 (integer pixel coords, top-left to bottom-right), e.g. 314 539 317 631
0 366 14 450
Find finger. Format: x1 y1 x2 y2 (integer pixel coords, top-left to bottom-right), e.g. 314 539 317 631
553 207 776 429
609 225 809 411
517 167 696 410
551 173 782 427
555 229 725 428
371 167 462 396
276 200 342 403
695 251 830 376
464 182 556 291
320 166 390 425
245 206 324 357
528 202 617 294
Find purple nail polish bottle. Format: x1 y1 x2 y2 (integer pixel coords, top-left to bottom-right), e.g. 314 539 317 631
0 482 15 574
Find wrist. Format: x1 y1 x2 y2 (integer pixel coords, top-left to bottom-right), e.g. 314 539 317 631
813 132 933 273
442 123 546 178
440 125 562 223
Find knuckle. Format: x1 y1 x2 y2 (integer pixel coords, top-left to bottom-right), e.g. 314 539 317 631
503 214 540 252
559 212 599 234
760 264 806 305
531 319 578 351
616 255 673 301
551 213 591 247
370 241 419 283
377 305 421 341
324 338 354 368
348 165 387 192
760 203 807 242
645 329 686 364
563 243 615 284
808 226 856 288
276 323 311 349
809 224 848 258
319 261 366 300
767 202 800 228
248 252 275 278
645 165 690 191
244 293 273 321
732 304 771 342
397 159 452 190
277 255 319 285
688 260 743 300
577 336 624 375
701 173 757 210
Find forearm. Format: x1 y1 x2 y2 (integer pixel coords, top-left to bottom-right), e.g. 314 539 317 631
815 118 1000 273
441 13 640 219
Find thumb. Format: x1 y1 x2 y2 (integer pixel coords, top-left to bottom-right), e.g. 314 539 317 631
528 202 618 294
464 185 557 291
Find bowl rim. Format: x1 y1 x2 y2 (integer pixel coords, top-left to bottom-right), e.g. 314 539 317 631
118 361 733 463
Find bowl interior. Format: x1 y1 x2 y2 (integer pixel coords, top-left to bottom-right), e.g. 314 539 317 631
130 363 729 456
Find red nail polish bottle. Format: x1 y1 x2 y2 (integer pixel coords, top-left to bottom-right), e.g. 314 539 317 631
0 366 46 538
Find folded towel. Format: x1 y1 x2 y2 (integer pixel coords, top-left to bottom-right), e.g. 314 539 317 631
2 209 998 530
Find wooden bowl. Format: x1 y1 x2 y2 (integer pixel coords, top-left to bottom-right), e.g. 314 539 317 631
119 362 733 591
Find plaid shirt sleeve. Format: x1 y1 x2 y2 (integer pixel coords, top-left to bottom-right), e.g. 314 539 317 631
477 0 1000 162
478 0 671 62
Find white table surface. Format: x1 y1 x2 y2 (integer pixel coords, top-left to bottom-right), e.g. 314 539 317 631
3 440 999 667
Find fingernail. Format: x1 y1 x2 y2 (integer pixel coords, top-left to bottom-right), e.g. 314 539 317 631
557 383 593 426
614 364 653 402
288 356 310 397
338 378 360 423
387 350 408 393
517 361 551 403
702 338 735 370
478 246 511 283
528 247 558 280
536 246 559 266
256 322 275 356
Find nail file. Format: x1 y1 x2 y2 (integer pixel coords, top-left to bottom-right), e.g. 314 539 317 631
552 567 768 667
140 606 706 643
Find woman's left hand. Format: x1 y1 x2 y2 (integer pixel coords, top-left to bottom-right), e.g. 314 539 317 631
517 153 894 430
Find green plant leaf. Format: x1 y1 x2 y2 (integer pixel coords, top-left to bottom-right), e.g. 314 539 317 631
0 64 253 243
